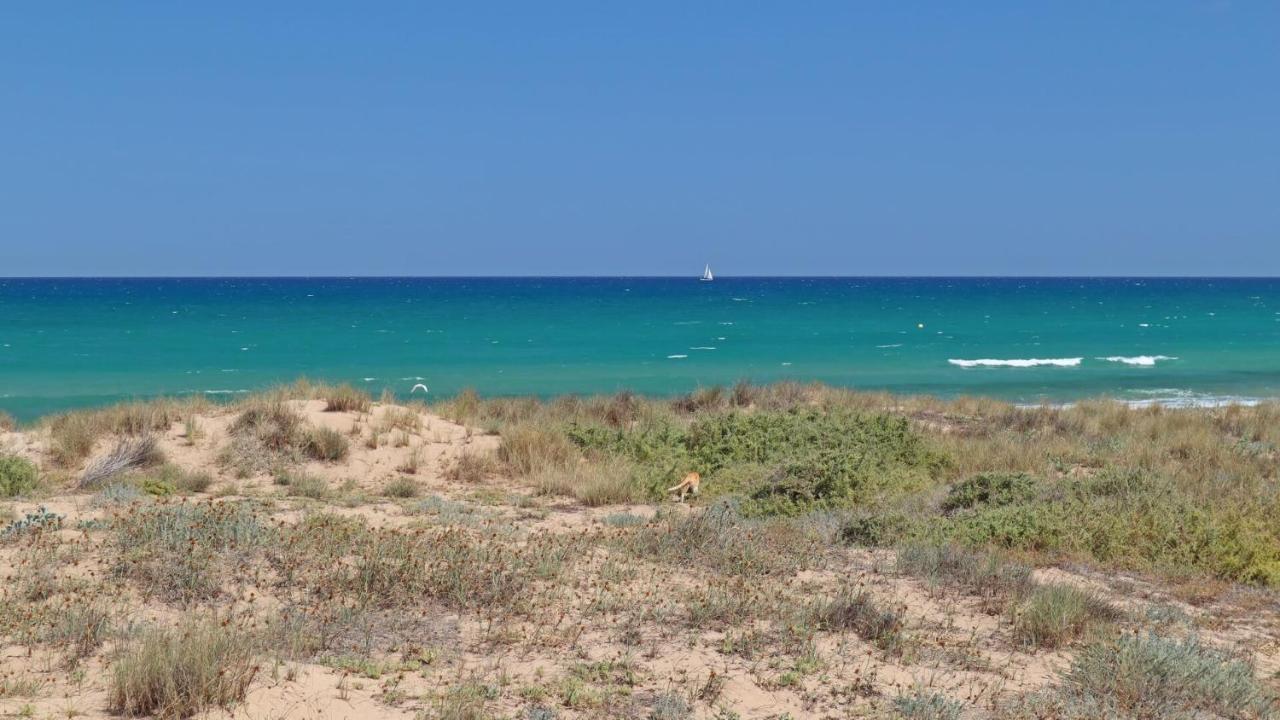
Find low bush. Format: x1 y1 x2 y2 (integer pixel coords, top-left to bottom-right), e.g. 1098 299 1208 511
893 688 963 720
568 408 945 515
1054 633 1277 719
384 476 420 498
112 501 269 603
942 472 1038 511
0 454 39 497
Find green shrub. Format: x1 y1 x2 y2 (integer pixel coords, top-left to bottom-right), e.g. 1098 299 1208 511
948 503 1067 550
838 512 913 547
942 472 1038 511
569 408 945 514
0 455 39 497
1057 634 1277 719
141 476 176 497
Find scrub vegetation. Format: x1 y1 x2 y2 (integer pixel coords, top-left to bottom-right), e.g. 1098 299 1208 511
1 381 1277 719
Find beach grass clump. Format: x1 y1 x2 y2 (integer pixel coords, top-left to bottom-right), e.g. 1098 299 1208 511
817 587 905 652
0 454 40 497
894 543 1034 610
384 476 420 498
78 435 164 489
376 405 422 434
0 410 15 431
500 423 578 475
1012 583 1122 649
46 398 197 467
444 450 499 483
322 384 371 413
533 458 644 506
274 470 330 499
305 426 350 462
220 397 310 475
108 620 259 719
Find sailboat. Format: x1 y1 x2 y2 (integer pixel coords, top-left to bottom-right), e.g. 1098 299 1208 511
700 264 714 282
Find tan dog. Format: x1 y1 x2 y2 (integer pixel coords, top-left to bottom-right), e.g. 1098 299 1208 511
667 472 701 502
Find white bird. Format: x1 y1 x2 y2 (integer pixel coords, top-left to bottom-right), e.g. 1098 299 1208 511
410 383 429 394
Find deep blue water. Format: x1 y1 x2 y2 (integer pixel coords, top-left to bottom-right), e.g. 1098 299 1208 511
2 277 1278 421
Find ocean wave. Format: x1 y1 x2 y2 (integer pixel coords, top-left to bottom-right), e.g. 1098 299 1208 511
666 354 688 359
1124 389 1259 408
1098 355 1177 367
689 346 717 350
949 357 1082 368
876 343 903 349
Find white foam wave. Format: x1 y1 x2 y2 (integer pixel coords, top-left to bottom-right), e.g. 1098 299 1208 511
949 357 1082 368
1098 355 1177 367
689 346 717 350
876 343 903 349
1124 390 1259 408
666 354 688 359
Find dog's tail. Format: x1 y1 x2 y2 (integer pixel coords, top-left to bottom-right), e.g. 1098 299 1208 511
666 481 687 493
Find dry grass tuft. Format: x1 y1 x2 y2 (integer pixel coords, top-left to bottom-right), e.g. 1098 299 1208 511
499 424 577 475
1013 583 1122 649
445 450 499 483
108 620 259 719
79 435 164 489
322 384 372 413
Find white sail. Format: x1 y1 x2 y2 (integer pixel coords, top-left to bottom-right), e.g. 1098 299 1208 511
701 264 714 281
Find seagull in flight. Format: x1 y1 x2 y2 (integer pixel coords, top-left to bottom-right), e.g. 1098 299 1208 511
410 383 429 394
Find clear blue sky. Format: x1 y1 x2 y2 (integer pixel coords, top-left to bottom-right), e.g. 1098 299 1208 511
2 2 1277 276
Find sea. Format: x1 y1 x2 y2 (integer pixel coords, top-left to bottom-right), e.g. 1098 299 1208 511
2 277 1278 422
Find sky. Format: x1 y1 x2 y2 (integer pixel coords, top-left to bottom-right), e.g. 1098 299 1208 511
2 2 1278 277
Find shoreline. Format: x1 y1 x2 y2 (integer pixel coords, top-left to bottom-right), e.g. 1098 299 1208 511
3 380 1276 426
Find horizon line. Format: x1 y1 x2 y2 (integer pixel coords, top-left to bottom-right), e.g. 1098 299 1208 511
4 274 1280 281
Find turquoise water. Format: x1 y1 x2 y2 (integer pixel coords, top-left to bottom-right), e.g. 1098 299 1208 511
2 277 1279 422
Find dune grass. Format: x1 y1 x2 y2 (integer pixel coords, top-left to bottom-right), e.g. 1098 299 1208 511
109 620 259 718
